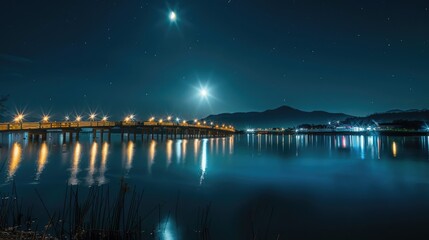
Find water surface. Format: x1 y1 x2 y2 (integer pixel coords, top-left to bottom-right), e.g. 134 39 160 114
1 133 429 239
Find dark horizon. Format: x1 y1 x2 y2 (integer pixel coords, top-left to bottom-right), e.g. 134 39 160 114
1 0 429 119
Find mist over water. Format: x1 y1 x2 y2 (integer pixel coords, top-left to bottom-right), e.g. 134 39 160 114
1 133 429 239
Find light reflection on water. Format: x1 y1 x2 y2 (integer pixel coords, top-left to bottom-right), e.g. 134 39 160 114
2 133 429 239
35 142 48 181
86 142 98 185
69 142 81 185
98 142 109 185
7 142 22 181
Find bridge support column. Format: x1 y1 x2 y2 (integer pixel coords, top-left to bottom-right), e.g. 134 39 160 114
92 129 97 140
41 132 47 141
133 130 137 141
100 129 104 142
76 132 80 141
108 130 111 142
62 131 66 143
121 129 124 142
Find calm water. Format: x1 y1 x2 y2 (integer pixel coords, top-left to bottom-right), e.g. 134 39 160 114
1 133 429 239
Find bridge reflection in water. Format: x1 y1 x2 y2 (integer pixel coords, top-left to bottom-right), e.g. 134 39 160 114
3 134 427 188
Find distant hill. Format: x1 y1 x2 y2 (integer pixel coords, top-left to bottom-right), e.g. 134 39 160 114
203 106 353 129
346 109 429 125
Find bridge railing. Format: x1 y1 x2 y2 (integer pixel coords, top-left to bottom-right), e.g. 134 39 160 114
0 121 234 132
0 121 116 131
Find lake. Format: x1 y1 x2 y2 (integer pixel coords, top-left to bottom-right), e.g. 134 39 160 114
1 133 429 239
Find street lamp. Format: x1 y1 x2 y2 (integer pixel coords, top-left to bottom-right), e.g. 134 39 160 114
13 113 24 123
89 113 96 121
42 115 50 123
76 116 82 122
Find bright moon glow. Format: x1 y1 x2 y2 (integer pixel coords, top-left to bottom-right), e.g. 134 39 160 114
169 11 177 22
200 88 208 97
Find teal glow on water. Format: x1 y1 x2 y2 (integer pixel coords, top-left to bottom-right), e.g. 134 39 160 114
1 133 429 239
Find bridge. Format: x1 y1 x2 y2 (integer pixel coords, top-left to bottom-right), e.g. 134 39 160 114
0 120 235 142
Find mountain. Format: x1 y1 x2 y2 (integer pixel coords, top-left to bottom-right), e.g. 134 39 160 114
361 109 429 123
203 106 353 129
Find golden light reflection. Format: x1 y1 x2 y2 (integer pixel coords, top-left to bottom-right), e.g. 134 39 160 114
35 142 48 181
229 136 234 155
86 142 98 185
126 141 134 172
98 142 109 185
69 142 81 185
222 138 226 155
200 139 208 185
8 143 22 181
166 140 172 167
392 141 397 157
181 139 187 162
148 140 156 173
194 139 200 162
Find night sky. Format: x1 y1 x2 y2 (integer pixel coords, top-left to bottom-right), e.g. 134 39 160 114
1 0 428 120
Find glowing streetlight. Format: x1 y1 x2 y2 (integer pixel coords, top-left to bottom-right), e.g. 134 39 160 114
182 120 186 124
176 117 180 122
76 116 82 122
194 119 198 123
167 116 172 121
124 117 130 122
65 116 70 121
102 116 108 121
89 113 96 121
159 119 163 123
149 117 155 122
13 112 24 123
210 122 214 125
129 114 135 121
203 121 206 125
42 115 50 123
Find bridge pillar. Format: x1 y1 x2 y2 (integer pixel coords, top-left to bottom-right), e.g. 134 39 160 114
62 131 66 143
41 132 47 141
76 132 80 141
126 128 130 141
92 129 97 140
107 130 111 142
133 130 137 141
121 129 124 141
100 129 104 142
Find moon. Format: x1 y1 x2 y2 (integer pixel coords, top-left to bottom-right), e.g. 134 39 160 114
200 88 208 97
169 11 177 22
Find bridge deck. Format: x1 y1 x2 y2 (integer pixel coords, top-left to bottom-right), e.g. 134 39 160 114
0 121 235 133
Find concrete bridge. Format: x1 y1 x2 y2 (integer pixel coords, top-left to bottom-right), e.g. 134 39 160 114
0 120 235 142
